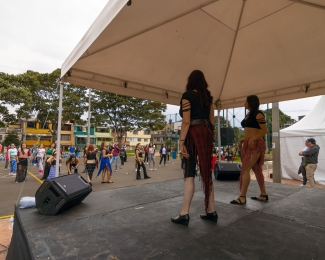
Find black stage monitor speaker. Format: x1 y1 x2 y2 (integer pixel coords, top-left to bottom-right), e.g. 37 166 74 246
214 162 241 181
35 174 92 215
220 128 234 146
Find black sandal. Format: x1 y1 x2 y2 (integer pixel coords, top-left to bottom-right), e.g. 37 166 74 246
230 196 246 205
251 194 268 201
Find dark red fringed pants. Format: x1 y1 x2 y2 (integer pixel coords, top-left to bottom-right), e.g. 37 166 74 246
239 138 266 191
183 124 214 212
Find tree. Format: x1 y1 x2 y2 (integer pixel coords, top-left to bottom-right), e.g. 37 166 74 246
2 131 21 147
263 108 296 150
233 127 244 144
0 69 89 140
0 72 32 126
91 91 167 146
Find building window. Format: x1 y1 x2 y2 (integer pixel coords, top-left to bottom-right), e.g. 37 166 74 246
61 134 71 140
0 135 2 141
144 138 148 142
144 130 150 135
131 138 137 142
96 128 110 133
126 138 131 142
98 137 111 142
40 136 51 142
137 138 141 142
61 124 71 131
133 131 138 135
26 135 37 140
27 122 36 128
76 126 83 131
40 123 50 129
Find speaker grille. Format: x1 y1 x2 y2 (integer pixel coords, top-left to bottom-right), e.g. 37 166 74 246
220 128 234 146
39 182 48 193
56 199 66 209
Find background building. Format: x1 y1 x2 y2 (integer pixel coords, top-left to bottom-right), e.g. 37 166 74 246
95 126 113 146
21 115 52 148
74 125 96 148
126 130 151 150
59 123 74 151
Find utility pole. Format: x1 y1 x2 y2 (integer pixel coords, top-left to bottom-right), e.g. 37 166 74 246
87 88 91 144
55 82 63 177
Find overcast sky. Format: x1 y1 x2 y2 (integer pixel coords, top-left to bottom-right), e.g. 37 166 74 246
0 0 322 126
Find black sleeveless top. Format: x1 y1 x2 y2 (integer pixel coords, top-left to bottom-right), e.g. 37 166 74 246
179 91 210 120
86 151 97 160
241 110 265 129
136 149 143 158
101 148 110 155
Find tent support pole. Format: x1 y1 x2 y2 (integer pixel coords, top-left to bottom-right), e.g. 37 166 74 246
272 102 282 183
218 110 221 161
216 100 221 161
55 82 63 177
87 88 91 143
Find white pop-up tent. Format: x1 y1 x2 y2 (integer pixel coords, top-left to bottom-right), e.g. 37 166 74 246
61 0 325 109
280 95 325 185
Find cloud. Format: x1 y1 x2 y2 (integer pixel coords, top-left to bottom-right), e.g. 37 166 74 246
0 0 108 74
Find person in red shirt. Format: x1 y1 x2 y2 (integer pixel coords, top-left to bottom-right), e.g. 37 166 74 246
110 144 120 171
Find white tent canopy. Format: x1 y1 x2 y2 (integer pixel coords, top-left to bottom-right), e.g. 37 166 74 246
280 95 325 185
61 0 325 109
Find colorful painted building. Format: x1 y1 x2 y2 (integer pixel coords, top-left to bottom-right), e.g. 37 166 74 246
21 117 53 148
95 126 114 146
59 123 74 151
74 125 96 147
126 130 151 150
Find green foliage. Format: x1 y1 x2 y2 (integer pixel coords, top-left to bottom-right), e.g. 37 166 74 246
0 72 32 125
0 69 89 140
263 108 296 150
2 131 21 147
91 91 166 146
233 127 244 144
263 108 296 129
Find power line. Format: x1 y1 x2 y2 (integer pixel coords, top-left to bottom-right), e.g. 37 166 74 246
0 64 27 72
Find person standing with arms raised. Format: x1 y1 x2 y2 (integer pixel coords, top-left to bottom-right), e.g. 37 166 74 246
171 70 217 226
231 95 268 205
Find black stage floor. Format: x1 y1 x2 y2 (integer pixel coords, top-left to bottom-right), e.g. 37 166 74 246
10 179 325 260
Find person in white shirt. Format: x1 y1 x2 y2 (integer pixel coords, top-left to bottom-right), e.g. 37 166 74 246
159 144 167 166
36 144 45 174
148 142 156 170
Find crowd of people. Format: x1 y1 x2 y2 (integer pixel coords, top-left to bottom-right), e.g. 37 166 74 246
1 140 176 185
